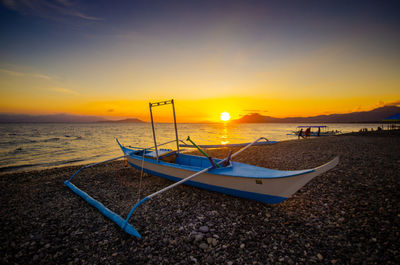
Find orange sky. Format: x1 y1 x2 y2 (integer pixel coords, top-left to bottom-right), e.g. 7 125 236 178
1 1 399 122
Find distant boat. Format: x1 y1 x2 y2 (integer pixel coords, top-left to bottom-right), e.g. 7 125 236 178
288 126 340 137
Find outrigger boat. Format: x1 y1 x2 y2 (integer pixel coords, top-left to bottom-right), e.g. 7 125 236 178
64 100 339 238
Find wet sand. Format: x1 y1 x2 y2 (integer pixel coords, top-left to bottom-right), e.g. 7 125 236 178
1 131 399 264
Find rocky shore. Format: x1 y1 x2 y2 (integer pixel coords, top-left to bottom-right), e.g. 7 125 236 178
1 131 399 264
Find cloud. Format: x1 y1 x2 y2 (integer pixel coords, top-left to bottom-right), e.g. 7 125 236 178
0 68 52 80
56 0 72 6
375 100 385 108
50 87 79 95
107 109 114 112
243 109 268 113
1 0 102 21
2 0 17 9
385 100 400 107
71 11 101 21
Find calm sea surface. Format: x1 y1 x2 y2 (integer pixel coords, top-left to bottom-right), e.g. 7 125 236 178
0 123 379 173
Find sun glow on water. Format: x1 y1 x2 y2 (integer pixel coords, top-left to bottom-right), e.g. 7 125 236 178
220 112 231 121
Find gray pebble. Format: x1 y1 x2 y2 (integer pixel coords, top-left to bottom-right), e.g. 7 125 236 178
199 226 209 233
194 233 204 242
199 243 208 250
206 255 214 264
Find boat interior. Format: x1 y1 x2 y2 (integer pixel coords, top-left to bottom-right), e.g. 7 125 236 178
132 148 225 168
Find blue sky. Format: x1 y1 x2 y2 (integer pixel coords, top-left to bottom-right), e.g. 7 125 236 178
1 0 399 121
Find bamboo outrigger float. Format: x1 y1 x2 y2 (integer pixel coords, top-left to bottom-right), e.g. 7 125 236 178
65 99 339 238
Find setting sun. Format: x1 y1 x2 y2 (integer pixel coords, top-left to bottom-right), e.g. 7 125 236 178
220 112 231 121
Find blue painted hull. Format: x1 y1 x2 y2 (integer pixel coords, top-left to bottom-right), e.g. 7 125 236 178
127 160 287 204
120 144 339 204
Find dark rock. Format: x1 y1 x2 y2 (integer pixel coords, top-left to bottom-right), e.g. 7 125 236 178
199 226 209 233
194 234 204 242
205 255 214 264
199 243 208 250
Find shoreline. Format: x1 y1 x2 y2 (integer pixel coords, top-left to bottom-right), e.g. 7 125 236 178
2 129 397 176
1 131 399 264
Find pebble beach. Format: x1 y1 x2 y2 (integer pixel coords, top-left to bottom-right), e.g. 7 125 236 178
1 131 399 264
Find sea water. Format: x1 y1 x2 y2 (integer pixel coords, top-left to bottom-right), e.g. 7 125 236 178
0 122 380 173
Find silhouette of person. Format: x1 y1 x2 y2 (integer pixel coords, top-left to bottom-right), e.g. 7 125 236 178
298 128 304 139
305 127 311 137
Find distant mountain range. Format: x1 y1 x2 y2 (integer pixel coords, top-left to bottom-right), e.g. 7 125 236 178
0 113 144 123
1 105 398 123
97 118 144 123
233 106 400 123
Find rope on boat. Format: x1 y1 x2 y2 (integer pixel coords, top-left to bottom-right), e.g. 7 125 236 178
137 149 146 202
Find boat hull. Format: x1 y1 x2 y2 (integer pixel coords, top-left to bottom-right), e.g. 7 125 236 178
124 152 338 204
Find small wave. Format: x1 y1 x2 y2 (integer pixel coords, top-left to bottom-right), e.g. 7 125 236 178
42 138 60 142
90 154 104 159
0 158 88 174
0 163 41 173
2 139 38 146
62 158 86 164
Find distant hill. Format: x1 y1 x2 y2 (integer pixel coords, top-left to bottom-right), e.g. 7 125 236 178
0 113 144 123
97 118 144 123
233 106 400 123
